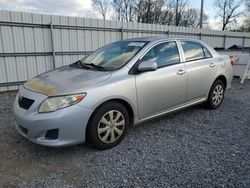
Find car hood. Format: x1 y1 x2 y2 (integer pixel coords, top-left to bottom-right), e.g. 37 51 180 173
24 65 112 96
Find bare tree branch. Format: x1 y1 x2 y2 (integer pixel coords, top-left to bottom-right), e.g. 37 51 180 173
241 0 250 31
214 0 244 30
92 0 109 20
113 0 136 22
174 0 189 26
95 0 209 28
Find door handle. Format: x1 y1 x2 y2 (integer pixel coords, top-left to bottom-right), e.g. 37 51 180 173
177 69 186 75
209 63 216 67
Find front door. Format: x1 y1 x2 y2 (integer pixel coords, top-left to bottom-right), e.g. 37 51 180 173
135 41 187 119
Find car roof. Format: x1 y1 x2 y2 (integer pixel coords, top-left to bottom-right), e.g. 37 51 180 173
122 36 202 43
122 36 219 57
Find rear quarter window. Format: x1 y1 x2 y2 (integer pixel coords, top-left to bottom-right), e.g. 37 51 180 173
203 47 212 58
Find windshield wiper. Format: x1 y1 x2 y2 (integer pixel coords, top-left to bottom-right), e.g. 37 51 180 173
75 60 91 69
75 61 114 71
83 63 105 71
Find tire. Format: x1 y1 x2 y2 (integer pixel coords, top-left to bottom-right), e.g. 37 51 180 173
87 102 129 150
205 79 225 109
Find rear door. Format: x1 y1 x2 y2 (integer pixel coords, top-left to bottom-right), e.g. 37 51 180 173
135 41 187 119
180 41 215 101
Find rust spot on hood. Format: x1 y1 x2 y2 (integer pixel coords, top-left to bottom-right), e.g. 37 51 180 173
24 78 57 96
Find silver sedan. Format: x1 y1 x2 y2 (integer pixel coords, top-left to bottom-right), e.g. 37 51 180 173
13 36 233 149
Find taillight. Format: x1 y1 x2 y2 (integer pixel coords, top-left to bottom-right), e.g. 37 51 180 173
230 60 234 66
229 55 239 66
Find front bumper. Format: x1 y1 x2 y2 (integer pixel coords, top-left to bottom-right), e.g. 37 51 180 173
13 86 93 147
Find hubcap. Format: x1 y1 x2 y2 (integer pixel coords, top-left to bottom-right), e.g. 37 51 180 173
97 110 125 144
212 84 224 105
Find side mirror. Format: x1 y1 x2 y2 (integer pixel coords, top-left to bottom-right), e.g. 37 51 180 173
137 60 157 72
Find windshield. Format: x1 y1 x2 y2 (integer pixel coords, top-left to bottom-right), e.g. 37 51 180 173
80 41 147 70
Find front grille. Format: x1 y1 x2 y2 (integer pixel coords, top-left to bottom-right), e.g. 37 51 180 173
18 96 34 110
45 129 59 139
19 125 28 134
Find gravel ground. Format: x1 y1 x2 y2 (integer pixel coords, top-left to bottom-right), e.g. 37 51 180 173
0 79 250 188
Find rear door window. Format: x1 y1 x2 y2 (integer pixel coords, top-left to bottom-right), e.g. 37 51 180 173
181 41 209 62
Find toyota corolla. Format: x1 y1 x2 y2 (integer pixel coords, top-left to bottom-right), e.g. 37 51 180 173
13 37 233 149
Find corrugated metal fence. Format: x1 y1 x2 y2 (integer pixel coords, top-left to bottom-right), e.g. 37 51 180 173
1 10 250 91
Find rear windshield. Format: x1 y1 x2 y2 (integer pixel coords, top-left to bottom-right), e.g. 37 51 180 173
80 41 147 70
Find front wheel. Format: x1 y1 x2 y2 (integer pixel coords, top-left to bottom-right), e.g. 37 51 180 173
87 102 129 150
205 79 225 109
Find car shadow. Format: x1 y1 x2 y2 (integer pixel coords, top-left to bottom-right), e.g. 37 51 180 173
129 103 207 131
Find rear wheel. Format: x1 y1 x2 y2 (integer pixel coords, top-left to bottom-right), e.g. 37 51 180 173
205 79 225 109
87 102 129 150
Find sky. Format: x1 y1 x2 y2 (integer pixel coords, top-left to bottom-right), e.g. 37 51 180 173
190 0 246 30
0 0 247 30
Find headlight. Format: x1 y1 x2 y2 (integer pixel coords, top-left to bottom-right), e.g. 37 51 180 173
38 93 86 113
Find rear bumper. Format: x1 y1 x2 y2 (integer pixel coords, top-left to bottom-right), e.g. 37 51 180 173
13 86 93 147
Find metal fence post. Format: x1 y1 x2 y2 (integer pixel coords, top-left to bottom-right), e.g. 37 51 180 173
223 34 227 49
50 22 56 69
243 36 246 48
199 32 202 40
121 27 124 40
